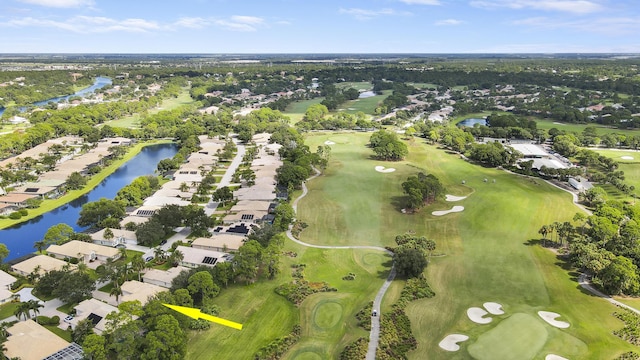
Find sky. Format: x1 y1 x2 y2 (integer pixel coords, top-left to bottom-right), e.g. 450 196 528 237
0 0 639 54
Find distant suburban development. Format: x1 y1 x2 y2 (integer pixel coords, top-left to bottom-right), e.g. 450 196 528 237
1 54 640 359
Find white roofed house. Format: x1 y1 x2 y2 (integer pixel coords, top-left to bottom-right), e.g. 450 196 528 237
143 266 189 288
175 245 229 269
46 240 121 264
0 270 17 304
192 234 245 252
91 228 137 247
11 255 75 277
71 298 119 334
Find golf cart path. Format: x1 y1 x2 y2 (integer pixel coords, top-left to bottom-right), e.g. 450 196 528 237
578 273 640 315
287 169 396 360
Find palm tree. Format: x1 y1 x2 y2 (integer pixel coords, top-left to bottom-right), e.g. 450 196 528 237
76 262 89 274
169 249 184 267
34 240 46 254
179 182 189 192
538 225 549 247
131 256 147 282
26 300 43 322
118 246 128 261
13 302 30 321
103 228 114 244
573 212 588 238
109 285 123 305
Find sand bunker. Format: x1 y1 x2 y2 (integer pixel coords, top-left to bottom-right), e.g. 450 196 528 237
545 355 569 360
445 194 467 202
375 166 396 173
467 307 493 324
438 334 469 351
432 206 464 216
552 122 565 125
483 302 504 315
324 140 336 145
621 156 634 160
538 311 570 328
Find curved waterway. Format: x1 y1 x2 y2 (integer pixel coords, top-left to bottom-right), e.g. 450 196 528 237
0 76 112 117
0 143 178 261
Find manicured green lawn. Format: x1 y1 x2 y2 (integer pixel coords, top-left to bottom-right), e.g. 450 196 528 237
296 132 635 359
283 247 389 360
335 81 372 91
467 313 548 360
105 88 194 128
44 324 72 341
0 139 173 230
534 118 640 137
0 302 19 320
283 98 324 125
338 90 391 116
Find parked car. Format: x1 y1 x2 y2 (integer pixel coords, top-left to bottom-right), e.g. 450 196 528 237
64 315 74 323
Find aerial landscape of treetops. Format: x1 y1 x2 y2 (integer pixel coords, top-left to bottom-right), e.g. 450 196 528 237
0 0 639 359
0 50 640 360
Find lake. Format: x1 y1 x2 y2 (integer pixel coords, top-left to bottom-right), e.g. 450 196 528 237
0 76 112 117
0 143 177 261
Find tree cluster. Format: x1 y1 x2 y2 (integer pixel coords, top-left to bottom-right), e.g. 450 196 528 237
369 130 408 161
401 173 444 210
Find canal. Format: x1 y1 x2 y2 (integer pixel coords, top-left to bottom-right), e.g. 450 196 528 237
0 143 178 261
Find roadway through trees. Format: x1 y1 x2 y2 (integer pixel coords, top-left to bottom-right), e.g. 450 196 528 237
286 169 396 360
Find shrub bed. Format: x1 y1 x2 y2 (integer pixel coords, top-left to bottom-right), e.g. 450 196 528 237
254 325 301 360
614 309 640 346
275 264 336 305
339 337 369 360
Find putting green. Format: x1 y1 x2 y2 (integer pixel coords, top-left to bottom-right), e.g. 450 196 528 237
313 301 344 330
467 313 547 360
289 348 325 360
361 252 385 266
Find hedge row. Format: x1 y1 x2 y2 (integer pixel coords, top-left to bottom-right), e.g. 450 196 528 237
339 337 369 360
253 325 301 360
614 309 640 346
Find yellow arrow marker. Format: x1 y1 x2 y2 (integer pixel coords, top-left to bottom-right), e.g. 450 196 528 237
163 303 243 330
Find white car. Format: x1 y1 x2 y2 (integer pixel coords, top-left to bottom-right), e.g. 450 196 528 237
63 315 74 323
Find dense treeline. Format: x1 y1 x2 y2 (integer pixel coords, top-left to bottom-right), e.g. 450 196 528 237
0 70 93 107
539 200 640 296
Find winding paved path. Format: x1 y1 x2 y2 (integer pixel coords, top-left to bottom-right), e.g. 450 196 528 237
578 273 640 315
286 169 396 360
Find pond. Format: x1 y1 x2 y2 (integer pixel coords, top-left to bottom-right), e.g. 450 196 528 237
0 143 178 261
457 118 487 127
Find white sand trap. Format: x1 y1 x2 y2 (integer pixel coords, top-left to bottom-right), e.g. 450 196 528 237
445 194 467 202
552 122 565 125
324 140 336 145
467 307 493 324
375 166 396 173
438 334 469 351
621 156 634 160
546 355 569 360
432 206 465 216
483 302 504 315
538 311 570 328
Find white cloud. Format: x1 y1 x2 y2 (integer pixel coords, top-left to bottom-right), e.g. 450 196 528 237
339 8 408 20
3 15 160 33
214 15 266 32
435 19 464 25
512 15 640 35
399 0 441 4
173 17 210 29
230 15 264 25
470 0 602 14
17 0 94 8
